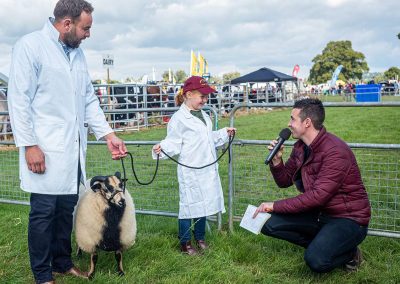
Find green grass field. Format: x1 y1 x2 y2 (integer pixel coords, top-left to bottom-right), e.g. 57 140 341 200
0 106 400 283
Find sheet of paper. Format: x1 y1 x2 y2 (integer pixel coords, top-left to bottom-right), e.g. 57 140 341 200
239 204 271 234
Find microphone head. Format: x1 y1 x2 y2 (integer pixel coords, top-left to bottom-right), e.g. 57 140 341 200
279 128 291 140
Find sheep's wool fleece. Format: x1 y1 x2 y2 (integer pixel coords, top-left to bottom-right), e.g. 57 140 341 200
75 189 137 253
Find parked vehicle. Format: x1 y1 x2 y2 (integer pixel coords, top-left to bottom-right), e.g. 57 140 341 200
379 81 396 95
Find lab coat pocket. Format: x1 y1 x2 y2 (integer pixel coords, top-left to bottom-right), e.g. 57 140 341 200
35 121 65 152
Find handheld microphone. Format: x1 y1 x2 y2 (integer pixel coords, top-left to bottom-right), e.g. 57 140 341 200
264 128 291 165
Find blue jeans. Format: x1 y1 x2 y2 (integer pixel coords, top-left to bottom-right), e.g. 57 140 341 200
261 211 368 273
178 217 206 244
28 164 81 283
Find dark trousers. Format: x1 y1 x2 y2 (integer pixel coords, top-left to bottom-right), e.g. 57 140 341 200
178 217 206 244
261 211 368 273
28 166 81 283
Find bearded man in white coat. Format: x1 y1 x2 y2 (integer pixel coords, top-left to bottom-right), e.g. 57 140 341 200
7 1 127 283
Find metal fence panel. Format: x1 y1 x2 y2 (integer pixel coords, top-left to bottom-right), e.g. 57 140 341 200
86 142 181 216
0 147 24 204
0 142 182 215
228 103 400 238
231 141 400 236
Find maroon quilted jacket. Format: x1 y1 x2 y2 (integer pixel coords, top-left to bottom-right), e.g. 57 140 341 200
270 127 371 226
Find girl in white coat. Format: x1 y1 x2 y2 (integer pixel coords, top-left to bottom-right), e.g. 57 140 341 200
152 76 235 255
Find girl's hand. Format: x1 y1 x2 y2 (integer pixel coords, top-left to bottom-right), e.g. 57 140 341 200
227 127 236 137
153 144 162 154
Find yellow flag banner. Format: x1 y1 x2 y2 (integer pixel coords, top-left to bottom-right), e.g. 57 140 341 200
190 50 199 76
198 52 205 76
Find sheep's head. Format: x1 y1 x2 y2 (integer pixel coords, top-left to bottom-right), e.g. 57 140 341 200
90 172 128 208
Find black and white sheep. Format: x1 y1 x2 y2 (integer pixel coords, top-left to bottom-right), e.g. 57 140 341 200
74 172 136 279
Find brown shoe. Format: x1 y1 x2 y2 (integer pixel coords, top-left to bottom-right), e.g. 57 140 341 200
195 240 209 251
53 266 88 279
180 241 198 255
345 247 363 272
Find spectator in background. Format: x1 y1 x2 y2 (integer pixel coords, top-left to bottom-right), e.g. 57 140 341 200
338 84 343 95
95 88 102 103
167 87 175 107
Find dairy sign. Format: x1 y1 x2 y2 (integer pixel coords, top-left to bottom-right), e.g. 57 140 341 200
103 54 114 68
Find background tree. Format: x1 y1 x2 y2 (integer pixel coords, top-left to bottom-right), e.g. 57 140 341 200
174 70 187 83
222 71 241 84
383 67 400 80
372 73 385 83
309 40 369 84
161 70 170 82
124 77 137 83
210 75 223 84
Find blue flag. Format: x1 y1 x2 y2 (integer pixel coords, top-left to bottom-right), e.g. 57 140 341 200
330 65 343 88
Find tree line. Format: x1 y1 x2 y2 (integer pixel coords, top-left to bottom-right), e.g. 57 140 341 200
160 40 399 85
93 39 399 85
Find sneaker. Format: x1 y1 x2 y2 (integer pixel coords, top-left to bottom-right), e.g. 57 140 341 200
345 247 363 272
180 241 198 256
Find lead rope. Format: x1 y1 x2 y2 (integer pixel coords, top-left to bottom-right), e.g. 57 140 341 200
121 152 159 186
160 132 235 169
120 132 235 189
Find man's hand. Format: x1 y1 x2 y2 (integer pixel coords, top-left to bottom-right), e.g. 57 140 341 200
253 202 274 218
25 145 46 174
268 139 284 166
105 133 127 160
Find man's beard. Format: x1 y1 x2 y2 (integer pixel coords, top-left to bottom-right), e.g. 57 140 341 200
64 29 81 48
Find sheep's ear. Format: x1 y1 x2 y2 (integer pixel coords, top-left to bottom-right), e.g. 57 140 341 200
90 181 102 192
115 171 121 180
90 176 107 190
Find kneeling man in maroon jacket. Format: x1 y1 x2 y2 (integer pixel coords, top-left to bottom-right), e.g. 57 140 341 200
254 98 370 273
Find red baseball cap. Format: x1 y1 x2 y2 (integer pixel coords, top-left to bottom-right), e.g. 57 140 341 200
183 76 216 95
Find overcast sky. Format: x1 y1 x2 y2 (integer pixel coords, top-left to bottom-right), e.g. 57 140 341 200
0 0 399 82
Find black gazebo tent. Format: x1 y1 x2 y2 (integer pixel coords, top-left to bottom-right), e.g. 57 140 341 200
231 67 297 84
229 67 298 103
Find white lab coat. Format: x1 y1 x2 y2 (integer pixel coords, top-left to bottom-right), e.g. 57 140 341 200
153 103 229 219
7 19 113 195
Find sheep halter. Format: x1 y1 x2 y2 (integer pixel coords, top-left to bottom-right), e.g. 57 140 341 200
106 187 124 204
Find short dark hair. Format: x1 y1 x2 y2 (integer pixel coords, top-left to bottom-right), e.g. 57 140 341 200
293 98 325 130
54 0 94 22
